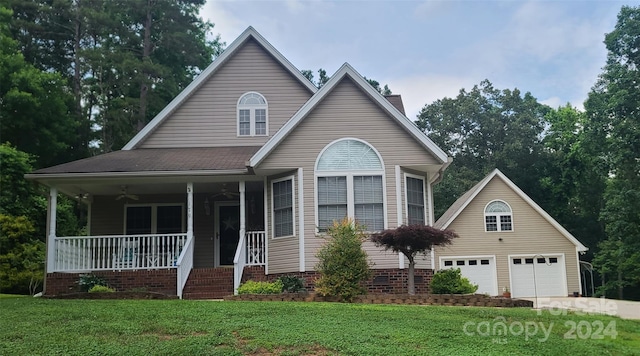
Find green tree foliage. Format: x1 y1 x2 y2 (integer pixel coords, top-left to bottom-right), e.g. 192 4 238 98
430 268 478 294
315 219 371 302
416 79 550 219
371 224 458 294
0 214 44 295
301 68 391 94
586 6 640 299
0 6 77 168
5 0 224 153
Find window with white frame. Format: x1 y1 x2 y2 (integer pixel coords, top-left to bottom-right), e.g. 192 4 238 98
125 204 184 235
484 200 512 232
237 92 268 136
316 139 385 232
406 175 425 225
272 177 294 238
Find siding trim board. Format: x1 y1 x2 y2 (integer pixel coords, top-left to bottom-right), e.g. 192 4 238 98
124 26 316 150
249 64 449 168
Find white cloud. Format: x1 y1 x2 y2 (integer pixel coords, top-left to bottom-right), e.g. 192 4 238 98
201 1 246 41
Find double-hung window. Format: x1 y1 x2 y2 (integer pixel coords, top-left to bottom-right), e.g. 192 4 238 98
316 139 385 232
405 175 426 225
237 92 268 136
484 200 513 232
272 177 294 238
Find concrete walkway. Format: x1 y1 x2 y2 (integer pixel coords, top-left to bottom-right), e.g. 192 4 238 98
523 297 640 320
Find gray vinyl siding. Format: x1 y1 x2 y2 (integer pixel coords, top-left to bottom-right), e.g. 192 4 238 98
90 194 215 268
434 177 581 295
258 78 441 272
266 173 300 274
139 39 313 148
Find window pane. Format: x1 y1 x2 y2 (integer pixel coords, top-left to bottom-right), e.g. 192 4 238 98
157 206 183 234
126 206 152 235
485 216 497 231
354 203 384 231
317 140 382 171
273 179 293 237
318 204 347 231
486 201 511 213
354 176 384 231
406 177 425 225
255 109 266 135
500 215 512 231
239 109 251 136
317 176 347 204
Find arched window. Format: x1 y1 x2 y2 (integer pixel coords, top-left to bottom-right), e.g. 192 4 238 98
484 200 513 232
237 92 268 136
315 139 385 231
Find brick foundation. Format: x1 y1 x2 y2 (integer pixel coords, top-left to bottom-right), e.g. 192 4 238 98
45 270 178 296
241 266 433 295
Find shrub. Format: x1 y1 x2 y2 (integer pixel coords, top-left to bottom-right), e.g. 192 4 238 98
237 280 283 295
315 219 371 302
77 274 108 292
278 276 305 293
88 285 115 293
430 268 478 294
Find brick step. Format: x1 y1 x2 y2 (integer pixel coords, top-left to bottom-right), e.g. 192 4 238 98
182 267 235 299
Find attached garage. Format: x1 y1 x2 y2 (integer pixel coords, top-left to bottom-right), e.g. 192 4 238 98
440 256 498 295
509 255 567 298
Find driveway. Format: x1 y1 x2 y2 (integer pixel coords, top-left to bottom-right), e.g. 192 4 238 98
523 297 640 320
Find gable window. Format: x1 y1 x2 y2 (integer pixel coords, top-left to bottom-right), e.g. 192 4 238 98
125 204 184 235
272 177 295 238
405 174 426 225
316 139 385 232
484 200 513 232
237 92 268 136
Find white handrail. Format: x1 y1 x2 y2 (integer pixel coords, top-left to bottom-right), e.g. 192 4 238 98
53 233 188 272
176 234 194 299
233 229 247 295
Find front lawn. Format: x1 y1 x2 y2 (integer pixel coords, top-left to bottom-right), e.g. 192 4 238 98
0 298 638 355
0 294 27 299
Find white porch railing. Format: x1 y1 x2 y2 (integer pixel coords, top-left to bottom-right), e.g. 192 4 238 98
53 234 188 272
233 231 266 294
176 234 194 299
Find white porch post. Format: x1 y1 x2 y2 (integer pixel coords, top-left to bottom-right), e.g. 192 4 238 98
46 187 57 273
239 181 246 235
187 182 193 239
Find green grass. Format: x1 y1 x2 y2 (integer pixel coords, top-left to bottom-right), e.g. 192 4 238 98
0 299 638 355
0 294 27 299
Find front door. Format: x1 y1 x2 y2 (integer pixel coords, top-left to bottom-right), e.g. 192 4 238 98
215 202 240 266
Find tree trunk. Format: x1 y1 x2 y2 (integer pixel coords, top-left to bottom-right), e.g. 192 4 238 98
408 256 416 295
618 269 624 300
138 0 153 132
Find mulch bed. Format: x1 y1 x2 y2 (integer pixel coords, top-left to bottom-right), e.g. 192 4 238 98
224 293 534 307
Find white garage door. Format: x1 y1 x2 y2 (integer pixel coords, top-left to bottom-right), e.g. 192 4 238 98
510 255 566 298
441 257 497 295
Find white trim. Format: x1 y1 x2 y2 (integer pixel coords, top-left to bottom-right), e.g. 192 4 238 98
271 175 296 239
395 166 404 269
214 201 241 267
438 255 499 296
123 203 185 235
237 92 269 137
404 172 427 226
249 63 448 167
427 173 435 269
263 177 269 274
435 169 588 251
576 247 583 296
483 199 514 232
46 187 57 273
508 253 568 298
187 183 193 238
298 168 305 272
123 26 316 150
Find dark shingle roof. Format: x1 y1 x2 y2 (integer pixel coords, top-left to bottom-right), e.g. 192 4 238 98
31 146 260 174
384 94 406 115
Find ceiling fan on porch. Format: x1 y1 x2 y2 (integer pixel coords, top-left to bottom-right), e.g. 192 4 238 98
115 186 139 200
212 184 240 199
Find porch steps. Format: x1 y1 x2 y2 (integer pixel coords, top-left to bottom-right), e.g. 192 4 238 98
182 267 235 300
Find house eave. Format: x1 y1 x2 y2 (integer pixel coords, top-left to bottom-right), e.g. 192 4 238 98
25 169 249 182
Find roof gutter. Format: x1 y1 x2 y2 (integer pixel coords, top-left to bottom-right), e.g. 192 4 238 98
429 156 453 185
25 168 249 181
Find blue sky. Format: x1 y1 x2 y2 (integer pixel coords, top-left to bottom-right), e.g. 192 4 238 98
202 1 637 119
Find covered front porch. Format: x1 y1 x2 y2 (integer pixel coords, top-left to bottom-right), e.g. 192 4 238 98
43 179 267 298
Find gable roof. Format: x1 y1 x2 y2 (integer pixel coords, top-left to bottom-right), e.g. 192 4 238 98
434 169 588 251
123 26 317 150
249 63 449 167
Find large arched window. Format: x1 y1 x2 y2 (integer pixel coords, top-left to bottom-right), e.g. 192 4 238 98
484 200 513 232
315 139 385 231
237 92 268 136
